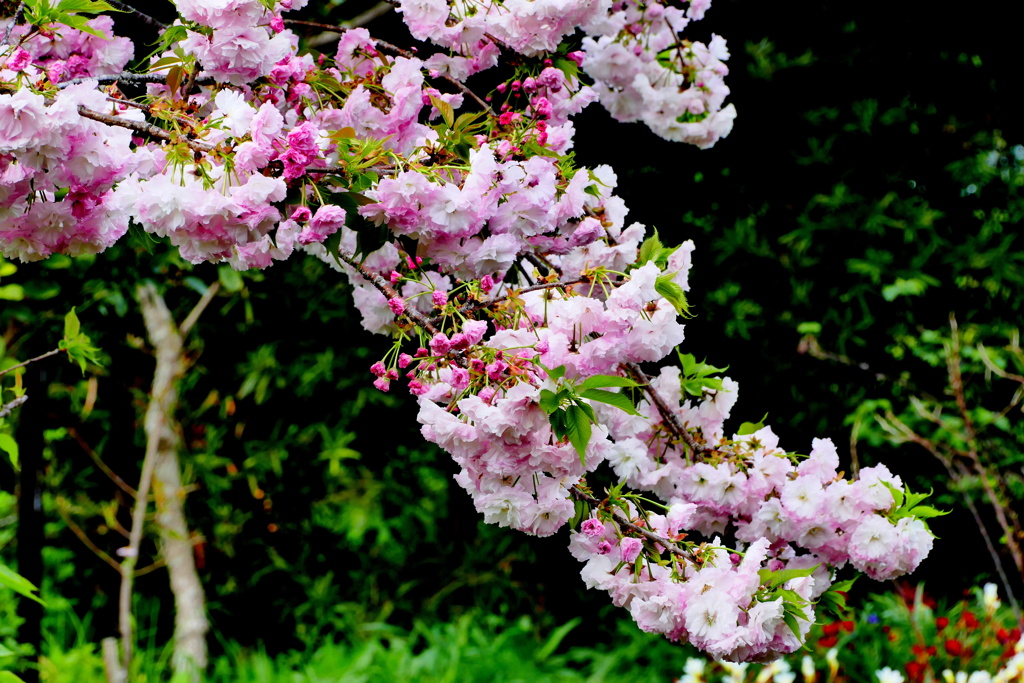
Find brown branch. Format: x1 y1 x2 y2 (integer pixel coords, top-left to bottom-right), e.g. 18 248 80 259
56 497 122 574
1 0 25 47
947 315 1024 578
0 347 60 379
77 106 216 153
428 278 587 328
336 249 441 336
104 0 167 29
67 427 137 498
879 410 1023 626
524 252 562 277
622 362 705 456
569 485 693 560
285 20 495 115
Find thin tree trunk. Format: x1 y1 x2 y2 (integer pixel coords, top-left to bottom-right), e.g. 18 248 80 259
136 283 209 682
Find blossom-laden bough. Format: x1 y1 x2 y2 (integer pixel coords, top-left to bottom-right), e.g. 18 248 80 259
1 0 939 662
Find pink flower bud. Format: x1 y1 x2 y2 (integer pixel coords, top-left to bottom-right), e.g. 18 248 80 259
596 540 613 555
408 380 427 395
398 353 413 368
370 361 386 377
449 333 470 350
432 290 448 307
581 518 604 537
373 377 390 392
480 275 495 294
388 297 405 315
390 270 402 285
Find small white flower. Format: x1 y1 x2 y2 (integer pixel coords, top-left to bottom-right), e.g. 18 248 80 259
875 667 905 683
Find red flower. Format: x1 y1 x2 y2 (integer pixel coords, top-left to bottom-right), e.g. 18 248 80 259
819 635 838 648
945 639 964 656
841 620 855 633
906 661 925 681
998 628 1011 644
963 611 979 629
936 617 949 630
823 622 841 636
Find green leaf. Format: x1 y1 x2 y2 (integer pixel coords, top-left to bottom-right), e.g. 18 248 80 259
218 266 245 293
758 564 819 590
580 388 641 415
553 57 579 81
578 374 639 390
0 434 18 470
534 617 581 662
902 505 948 519
637 231 664 267
543 365 567 382
0 284 24 301
881 480 904 509
736 413 769 436
0 564 45 605
0 671 27 683
565 404 592 464
428 95 455 129
655 274 692 317
57 0 118 13
782 608 803 639
797 321 822 334
538 389 559 415
64 307 81 339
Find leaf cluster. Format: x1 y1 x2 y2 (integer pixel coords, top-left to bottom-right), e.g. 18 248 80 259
22 0 120 39
537 365 639 463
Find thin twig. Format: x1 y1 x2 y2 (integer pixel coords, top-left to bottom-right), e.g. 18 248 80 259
285 20 494 115
1 0 25 47
947 315 1024 578
0 348 60 379
67 427 137 498
293 2 393 48
622 362 705 456
104 0 167 29
524 252 562 277
77 105 216 152
179 282 221 337
569 485 692 560
56 497 123 574
428 278 587 327
0 395 27 419
336 249 441 335
58 73 218 89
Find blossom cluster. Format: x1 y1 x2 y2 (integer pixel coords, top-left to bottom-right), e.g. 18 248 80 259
1 0 934 663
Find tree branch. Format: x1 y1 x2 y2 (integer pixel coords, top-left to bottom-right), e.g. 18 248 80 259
1 0 25 47
58 73 218 89
0 348 60 379
285 20 495 115
569 485 693 561
335 249 441 336
0 395 27 419
622 362 705 456
104 0 167 29
76 105 217 153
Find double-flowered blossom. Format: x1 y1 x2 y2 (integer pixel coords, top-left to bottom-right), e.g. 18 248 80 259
0 0 934 663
